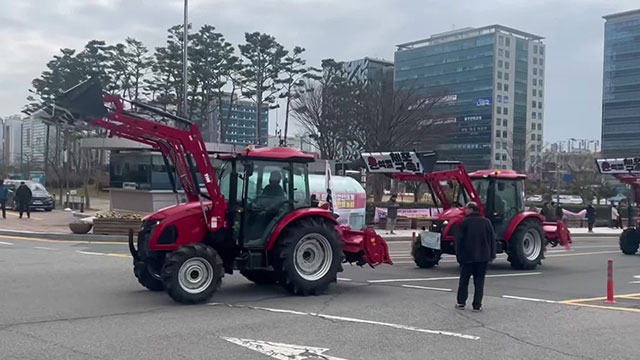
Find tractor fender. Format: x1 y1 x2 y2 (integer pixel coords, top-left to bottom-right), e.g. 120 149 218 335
503 212 544 242
266 208 339 251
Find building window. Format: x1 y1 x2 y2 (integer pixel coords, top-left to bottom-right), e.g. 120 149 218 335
540 47 544 55
538 112 542 119
533 78 537 86
539 69 544 76
530 144 536 151
505 61 510 69
504 84 509 91
538 101 542 108
532 100 537 108
533 68 538 75
505 37 511 46
538 90 543 97
532 112 537 119
498 60 503 68
504 73 510 80
533 57 538 65
503 141 507 149
496 119 501 126
495 153 501 161
496 130 501 138
498 49 504 56
497 106 502 114
505 50 510 58
537 145 542 152
531 155 536 163
499 36 504 46
497 95 503 103
498 71 503 79
537 123 542 130
497 82 503 90
496 142 501 149
531 123 536 130
534 44 538 54
532 89 537 96
531 134 536 141
503 130 507 138
503 119 508 126
504 95 509 103
504 108 509 115
539 58 544 66
502 154 507 161
537 134 542 141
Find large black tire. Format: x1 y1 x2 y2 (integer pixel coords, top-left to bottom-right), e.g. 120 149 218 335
508 219 544 270
620 228 640 255
274 218 342 295
133 260 164 291
241 269 279 285
413 244 442 268
161 243 224 304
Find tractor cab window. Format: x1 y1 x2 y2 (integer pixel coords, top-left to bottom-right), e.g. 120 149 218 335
472 179 489 205
440 180 469 207
218 160 244 204
493 179 523 220
292 163 310 209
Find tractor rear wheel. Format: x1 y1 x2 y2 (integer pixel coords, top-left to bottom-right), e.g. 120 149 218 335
620 228 640 255
133 259 164 291
413 245 442 268
241 269 279 285
509 219 544 270
161 243 223 304
274 218 342 295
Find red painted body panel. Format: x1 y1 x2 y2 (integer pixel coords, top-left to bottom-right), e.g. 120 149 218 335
146 202 214 251
439 207 466 241
503 212 543 241
266 208 339 251
338 226 393 265
543 221 572 248
469 169 527 180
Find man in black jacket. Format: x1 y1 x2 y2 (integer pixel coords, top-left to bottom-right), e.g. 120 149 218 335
15 181 32 219
455 201 496 311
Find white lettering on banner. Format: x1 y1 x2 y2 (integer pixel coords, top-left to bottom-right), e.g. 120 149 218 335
476 98 492 106
463 116 482 121
374 207 443 223
362 152 423 173
596 158 640 174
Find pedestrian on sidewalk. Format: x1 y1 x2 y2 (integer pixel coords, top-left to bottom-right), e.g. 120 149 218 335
15 181 32 219
540 201 556 222
455 201 496 312
386 194 399 235
611 203 620 229
585 204 596 233
555 202 564 222
0 179 7 219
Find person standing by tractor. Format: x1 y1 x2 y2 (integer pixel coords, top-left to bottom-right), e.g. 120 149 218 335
585 204 596 233
455 201 496 312
0 179 7 219
15 181 32 219
611 203 620 229
555 202 564 222
386 194 399 235
540 201 556 222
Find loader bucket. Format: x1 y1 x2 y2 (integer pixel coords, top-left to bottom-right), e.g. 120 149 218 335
56 80 108 120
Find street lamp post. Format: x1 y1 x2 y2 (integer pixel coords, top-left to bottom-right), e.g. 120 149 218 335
182 0 189 118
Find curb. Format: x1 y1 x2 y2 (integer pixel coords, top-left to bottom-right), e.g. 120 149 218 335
0 229 128 242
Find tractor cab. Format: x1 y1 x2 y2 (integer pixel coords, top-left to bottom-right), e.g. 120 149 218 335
469 170 526 239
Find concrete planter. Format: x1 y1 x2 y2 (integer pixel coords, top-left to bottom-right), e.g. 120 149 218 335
93 218 141 235
69 222 93 234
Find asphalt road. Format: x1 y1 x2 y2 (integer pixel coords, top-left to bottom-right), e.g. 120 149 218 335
1 234 639 360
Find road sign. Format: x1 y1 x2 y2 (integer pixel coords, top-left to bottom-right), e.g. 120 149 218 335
223 337 348 360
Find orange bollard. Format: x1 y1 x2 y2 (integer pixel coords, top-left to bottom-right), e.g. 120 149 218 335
605 259 616 304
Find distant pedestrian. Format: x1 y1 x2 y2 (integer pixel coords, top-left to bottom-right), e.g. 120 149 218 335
455 201 496 312
541 202 556 222
386 194 399 235
555 203 564 221
15 181 32 219
585 204 596 233
0 179 7 219
611 203 620 229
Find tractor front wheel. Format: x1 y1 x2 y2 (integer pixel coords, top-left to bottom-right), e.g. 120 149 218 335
620 228 640 255
241 269 279 285
509 219 544 270
161 243 223 304
275 218 342 295
133 259 164 291
413 245 442 268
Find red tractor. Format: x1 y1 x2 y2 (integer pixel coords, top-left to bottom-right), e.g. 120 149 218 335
44 81 391 304
363 152 571 270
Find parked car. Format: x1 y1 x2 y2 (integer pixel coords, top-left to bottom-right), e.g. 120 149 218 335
4 180 55 211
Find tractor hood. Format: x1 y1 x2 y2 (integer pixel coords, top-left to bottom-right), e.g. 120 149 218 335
144 201 212 222
437 207 465 222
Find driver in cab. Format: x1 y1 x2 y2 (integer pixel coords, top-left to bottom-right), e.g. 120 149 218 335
262 171 285 198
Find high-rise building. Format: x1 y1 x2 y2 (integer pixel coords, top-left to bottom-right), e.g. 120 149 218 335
395 25 545 171
21 116 49 169
2 114 23 166
341 57 394 83
200 95 268 146
601 9 640 157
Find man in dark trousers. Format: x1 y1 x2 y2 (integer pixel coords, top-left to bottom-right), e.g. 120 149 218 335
586 204 596 233
0 179 7 219
15 181 32 219
455 201 496 312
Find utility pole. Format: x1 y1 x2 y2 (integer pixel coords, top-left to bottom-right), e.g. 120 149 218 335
182 0 189 118
555 151 560 203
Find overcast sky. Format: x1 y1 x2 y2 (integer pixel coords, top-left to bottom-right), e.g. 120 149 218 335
0 0 637 143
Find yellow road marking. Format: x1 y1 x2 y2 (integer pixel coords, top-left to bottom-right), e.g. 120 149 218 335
561 293 640 304
560 302 640 313
0 234 127 245
560 293 640 313
106 253 132 258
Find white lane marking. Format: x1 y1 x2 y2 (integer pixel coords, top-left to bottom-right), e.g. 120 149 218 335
210 303 479 341
633 275 640 279
368 272 542 284
34 246 55 250
0 241 14 245
337 277 352 281
546 250 620 257
402 285 452 292
629 281 640 284
75 250 105 256
223 337 348 360
502 295 558 304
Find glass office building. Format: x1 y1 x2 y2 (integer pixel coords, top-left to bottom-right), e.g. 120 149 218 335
395 25 545 171
199 96 269 146
602 9 640 157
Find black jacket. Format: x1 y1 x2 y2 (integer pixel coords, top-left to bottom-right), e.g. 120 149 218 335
586 206 596 221
455 212 496 264
15 184 32 205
